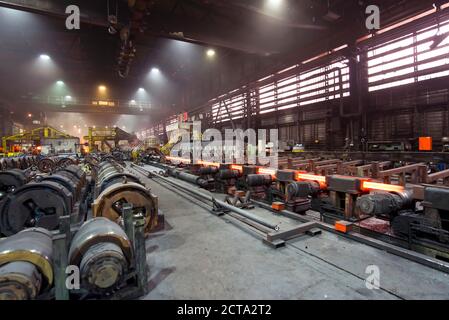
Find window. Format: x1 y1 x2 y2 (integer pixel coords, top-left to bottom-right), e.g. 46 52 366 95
212 92 246 123
368 17 449 92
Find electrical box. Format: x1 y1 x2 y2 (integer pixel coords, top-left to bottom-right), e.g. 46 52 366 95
419 137 432 151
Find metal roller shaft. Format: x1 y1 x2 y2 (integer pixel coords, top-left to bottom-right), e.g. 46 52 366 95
68 218 132 294
0 228 53 300
0 261 42 300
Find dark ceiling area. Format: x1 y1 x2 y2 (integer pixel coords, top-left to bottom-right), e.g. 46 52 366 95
0 0 438 124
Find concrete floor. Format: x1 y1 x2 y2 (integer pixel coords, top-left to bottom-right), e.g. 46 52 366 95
136 171 449 300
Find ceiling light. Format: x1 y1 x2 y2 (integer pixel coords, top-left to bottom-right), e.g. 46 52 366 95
56 80 64 85
206 49 216 57
138 87 145 92
266 0 283 9
99 85 107 91
151 67 160 74
39 54 50 60
65 95 72 101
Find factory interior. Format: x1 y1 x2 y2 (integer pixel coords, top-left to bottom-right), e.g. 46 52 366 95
1 0 449 304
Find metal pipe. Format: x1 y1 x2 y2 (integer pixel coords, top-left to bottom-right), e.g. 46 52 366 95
132 163 277 228
149 172 280 231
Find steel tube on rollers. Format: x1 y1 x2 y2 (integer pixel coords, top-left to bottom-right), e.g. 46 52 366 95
151 172 280 231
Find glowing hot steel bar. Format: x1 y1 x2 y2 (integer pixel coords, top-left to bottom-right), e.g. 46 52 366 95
258 168 277 177
197 160 221 167
362 181 405 193
166 156 191 164
296 173 327 184
230 165 243 172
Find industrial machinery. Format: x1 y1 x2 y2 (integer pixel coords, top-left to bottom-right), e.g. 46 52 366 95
149 154 449 259
0 169 28 201
84 127 139 153
37 156 78 173
0 154 160 300
0 156 38 171
0 214 148 300
91 160 159 234
214 164 242 194
68 218 133 294
0 228 53 300
0 165 89 236
1 126 79 155
246 174 274 202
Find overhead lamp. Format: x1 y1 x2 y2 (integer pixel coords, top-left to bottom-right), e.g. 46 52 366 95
56 80 64 85
98 85 107 92
39 54 50 60
267 0 283 7
138 87 145 92
206 49 216 58
151 67 160 74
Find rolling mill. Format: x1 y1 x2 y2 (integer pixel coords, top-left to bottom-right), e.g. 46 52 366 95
138 155 449 261
3 0 449 304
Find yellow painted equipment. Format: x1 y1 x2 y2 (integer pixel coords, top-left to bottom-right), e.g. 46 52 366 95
1 126 73 153
84 127 138 153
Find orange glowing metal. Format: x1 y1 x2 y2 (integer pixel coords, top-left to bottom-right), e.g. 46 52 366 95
296 173 327 183
258 168 277 177
197 160 221 167
230 165 243 172
166 156 191 164
362 181 405 193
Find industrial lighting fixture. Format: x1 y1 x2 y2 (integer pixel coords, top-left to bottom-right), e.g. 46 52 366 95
130 100 137 105
267 0 282 7
206 49 216 57
138 87 145 92
27 113 32 118
65 95 72 101
98 85 107 92
266 0 283 8
39 54 50 60
151 67 160 74
56 80 64 85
